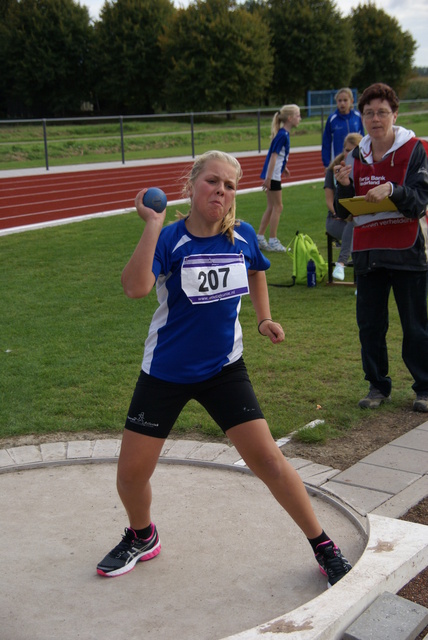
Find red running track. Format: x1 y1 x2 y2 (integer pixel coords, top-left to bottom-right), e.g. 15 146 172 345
0 150 324 231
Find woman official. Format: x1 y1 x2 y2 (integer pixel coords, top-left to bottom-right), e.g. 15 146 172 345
335 83 428 412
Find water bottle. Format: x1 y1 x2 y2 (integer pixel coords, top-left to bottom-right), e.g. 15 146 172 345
307 259 316 287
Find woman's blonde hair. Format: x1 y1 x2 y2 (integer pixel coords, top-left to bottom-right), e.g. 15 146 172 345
271 104 299 139
179 150 242 243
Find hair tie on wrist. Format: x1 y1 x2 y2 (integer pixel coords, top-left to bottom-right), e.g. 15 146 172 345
258 318 272 334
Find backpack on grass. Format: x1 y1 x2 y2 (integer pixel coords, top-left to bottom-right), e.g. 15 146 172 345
289 231 327 285
270 231 327 287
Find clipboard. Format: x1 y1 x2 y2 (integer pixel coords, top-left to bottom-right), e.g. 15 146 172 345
338 196 397 216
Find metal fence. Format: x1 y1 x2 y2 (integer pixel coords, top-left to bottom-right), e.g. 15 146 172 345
1 101 428 172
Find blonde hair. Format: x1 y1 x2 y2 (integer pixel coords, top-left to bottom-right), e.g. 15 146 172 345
328 151 345 172
180 150 242 243
335 87 354 103
344 132 363 148
270 104 299 139
327 132 363 171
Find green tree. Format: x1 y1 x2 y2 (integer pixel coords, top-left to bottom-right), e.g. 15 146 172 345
160 0 273 112
92 0 175 114
0 0 14 18
349 3 416 93
403 77 428 100
0 0 93 117
0 1 14 116
266 0 358 104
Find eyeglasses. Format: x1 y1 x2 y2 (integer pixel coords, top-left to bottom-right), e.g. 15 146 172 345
362 110 393 120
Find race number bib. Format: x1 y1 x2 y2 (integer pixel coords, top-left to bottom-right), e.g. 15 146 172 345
181 253 249 304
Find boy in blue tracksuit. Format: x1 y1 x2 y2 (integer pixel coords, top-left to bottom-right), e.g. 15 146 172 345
321 88 364 169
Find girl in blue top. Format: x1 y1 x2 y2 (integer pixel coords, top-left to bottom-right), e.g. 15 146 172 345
97 150 351 588
257 105 301 253
321 87 364 169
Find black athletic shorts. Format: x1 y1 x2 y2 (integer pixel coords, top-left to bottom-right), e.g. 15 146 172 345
269 179 282 191
124 357 264 439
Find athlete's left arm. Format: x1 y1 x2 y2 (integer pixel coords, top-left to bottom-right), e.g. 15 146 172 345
248 270 284 344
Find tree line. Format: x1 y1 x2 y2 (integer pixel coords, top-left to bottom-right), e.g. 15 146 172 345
0 0 417 119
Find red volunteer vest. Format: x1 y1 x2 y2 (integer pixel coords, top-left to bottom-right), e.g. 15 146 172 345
353 138 420 251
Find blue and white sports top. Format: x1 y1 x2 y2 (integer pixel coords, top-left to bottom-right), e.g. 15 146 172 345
142 219 270 383
260 128 290 181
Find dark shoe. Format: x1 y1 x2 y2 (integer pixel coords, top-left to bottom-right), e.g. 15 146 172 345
315 541 352 588
97 525 161 577
358 386 391 409
413 392 428 413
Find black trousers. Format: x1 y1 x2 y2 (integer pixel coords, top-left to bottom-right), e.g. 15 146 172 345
356 269 428 396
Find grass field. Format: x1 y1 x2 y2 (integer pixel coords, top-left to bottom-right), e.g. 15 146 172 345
0 183 416 445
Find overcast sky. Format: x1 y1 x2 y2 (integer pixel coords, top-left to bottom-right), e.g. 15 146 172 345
81 0 428 68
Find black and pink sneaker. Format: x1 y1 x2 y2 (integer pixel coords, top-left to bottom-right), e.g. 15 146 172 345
97 525 161 577
315 540 351 588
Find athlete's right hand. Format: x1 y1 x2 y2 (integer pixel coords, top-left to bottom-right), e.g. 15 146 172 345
135 189 167 224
